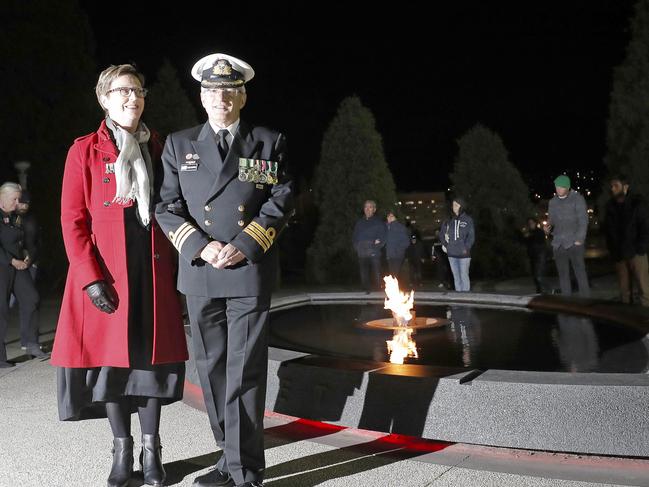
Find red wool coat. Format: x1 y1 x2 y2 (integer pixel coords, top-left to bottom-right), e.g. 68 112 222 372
51 120 188 368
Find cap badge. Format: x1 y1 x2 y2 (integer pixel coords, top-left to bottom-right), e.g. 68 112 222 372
213 59 233 76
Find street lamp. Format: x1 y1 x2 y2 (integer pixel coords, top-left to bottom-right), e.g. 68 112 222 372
14 160 31 189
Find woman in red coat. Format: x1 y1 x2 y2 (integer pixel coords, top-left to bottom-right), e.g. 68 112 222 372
51 64 187 487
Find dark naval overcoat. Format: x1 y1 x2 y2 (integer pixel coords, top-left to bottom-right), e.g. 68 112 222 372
154 120 293 296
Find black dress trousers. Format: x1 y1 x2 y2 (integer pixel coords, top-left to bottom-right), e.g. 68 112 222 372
186 294 270 486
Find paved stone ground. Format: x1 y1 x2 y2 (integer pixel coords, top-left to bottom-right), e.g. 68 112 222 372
2 359 648 487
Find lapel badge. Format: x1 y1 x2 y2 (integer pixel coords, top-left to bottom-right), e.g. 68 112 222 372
192 154 200 160
105 163 115 174
185 153 193 160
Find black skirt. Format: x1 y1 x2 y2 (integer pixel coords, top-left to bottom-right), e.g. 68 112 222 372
57 205 185 421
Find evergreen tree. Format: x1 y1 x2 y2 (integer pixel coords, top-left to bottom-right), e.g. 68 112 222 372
0 0 98 286
307 96 398 283
605 0 649 196
145 59 199 138
451 124 532 278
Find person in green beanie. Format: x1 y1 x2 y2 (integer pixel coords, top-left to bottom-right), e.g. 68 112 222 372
543 175 590 296
554 175 571 190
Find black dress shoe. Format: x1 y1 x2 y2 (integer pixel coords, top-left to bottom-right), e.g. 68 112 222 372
192 468 234 487
140 433 165 486
107 436 133 487
0 361 14 368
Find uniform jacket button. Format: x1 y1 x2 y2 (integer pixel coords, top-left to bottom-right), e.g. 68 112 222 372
204 205 211 212
153 253 160 260
103 177 110 183
238 205 245 212
103 156 110 162
103 201 111 207
237 220 245 227
205 219 212 226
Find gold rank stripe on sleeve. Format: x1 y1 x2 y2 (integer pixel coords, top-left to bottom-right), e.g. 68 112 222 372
170 222 197 252
243 223 272 252
250 221 277 243
243 226 271 252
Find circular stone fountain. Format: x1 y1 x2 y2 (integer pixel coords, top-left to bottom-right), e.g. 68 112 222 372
183 291 649 457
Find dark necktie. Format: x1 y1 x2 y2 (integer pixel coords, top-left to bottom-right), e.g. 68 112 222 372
217 129 229 161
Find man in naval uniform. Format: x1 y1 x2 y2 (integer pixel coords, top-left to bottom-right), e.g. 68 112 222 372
155 53 293 487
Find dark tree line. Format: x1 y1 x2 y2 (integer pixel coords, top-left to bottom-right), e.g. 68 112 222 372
605 0 649 197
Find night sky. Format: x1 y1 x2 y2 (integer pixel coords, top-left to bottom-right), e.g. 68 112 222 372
79 0 636 195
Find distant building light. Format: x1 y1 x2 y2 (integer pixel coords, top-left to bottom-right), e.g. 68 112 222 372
406 216 410 219
431 200 435 204
405 201 414 205
411 220 416 224
432 210 437 213
417 200 423 204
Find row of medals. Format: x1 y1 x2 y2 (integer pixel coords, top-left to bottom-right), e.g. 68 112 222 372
238 158 279 184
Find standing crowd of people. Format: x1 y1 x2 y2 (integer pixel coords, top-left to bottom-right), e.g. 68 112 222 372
352 171 649 304
352 196 474 292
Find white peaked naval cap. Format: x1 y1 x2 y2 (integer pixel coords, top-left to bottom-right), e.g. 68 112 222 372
191 53 255 88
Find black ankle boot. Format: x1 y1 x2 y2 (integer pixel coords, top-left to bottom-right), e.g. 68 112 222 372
140 433 166 486
107 436 133 487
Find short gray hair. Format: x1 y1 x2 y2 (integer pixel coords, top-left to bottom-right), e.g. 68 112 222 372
0 182 21 198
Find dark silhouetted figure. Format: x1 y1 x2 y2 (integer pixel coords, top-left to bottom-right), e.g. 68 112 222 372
522 217 548 294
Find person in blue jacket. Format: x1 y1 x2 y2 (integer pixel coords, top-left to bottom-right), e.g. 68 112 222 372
384 210 410 279
441 197 475 291
352 200 386 291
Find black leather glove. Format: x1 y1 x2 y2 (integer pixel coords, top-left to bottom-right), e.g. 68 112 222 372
85 281 117 314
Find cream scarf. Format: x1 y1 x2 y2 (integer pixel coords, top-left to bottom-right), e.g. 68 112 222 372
105 117 151 226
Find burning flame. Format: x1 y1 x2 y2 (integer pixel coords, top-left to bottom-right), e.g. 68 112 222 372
383 275 414 325
387 328 418 364
383 275 418 364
